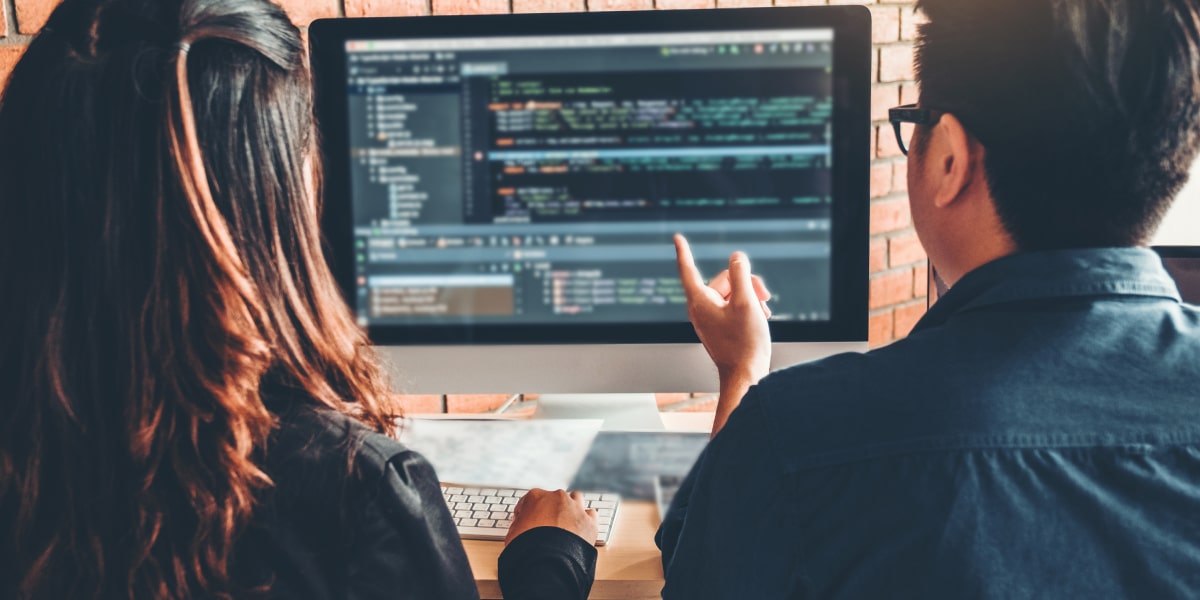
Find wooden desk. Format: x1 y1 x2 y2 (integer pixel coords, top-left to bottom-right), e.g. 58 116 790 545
455 412 713 599
464 501 665 599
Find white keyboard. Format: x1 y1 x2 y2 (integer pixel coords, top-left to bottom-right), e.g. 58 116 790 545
440 484 621 545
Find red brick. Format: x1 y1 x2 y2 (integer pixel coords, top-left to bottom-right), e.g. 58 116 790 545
877 123 908 158
913 263 929 298
1 1 7 37
892 160 908 193
870 269 914 309
869 310 894 348
901 6 926 41
516 0 585 12
587 0 653 9
0 45 25 93
900 82 920 105
893 300 926 337
872 6 902 44
717 0 772 6
774 0 829 5
879 45 915 82
394 394 444 414
871 83 898 122
655 393 693 407
276 0 338 26
870 196 911 234
655 0 715 8
869 237 888 273
14 0 56 34
870 162 892 199
888 231 926 267
346 0 428 17
433 0 510 14
446 394 514 413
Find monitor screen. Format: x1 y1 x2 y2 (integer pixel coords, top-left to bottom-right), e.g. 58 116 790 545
1157 247 1200 304
311 8 869 347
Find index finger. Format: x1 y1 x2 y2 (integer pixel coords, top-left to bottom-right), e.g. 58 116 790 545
569 490 588 509
674 234 706 300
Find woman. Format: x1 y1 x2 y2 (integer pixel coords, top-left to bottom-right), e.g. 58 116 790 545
0 0 598 598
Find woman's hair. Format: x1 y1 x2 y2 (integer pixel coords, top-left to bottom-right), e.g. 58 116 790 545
0 0 398 597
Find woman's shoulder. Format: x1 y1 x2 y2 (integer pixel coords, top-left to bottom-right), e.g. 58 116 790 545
268 401 418 478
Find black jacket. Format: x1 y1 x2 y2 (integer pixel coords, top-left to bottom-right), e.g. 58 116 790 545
234 402 597 599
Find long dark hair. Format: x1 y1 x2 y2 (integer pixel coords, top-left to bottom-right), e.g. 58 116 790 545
0 0 397 597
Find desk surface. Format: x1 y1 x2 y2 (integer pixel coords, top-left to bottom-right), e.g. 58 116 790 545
448 412 713 599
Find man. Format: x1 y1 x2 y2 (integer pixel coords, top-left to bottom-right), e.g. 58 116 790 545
658 0 1200 597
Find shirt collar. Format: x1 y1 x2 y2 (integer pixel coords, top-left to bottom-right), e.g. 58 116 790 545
913 247 1181 333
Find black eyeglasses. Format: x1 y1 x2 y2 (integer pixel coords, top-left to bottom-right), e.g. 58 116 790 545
888 104 945 155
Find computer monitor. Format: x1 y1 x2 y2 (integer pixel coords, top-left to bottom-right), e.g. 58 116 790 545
1156 246 1200 304
309 7 870 395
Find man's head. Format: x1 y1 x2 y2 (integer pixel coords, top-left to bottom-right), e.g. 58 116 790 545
906 0 1200 283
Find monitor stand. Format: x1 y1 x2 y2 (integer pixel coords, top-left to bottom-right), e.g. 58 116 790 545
533 394 665 431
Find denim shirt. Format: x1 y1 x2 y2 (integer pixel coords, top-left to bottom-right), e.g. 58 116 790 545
657 248 1200 599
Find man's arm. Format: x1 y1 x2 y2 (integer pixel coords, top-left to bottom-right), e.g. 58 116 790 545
655 393 802 599
674 234 772 437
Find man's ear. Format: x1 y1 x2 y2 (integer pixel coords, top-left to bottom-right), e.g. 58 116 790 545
932 113 977 209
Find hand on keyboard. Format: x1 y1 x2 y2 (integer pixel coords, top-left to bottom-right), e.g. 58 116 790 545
442 484 621 545
506 489 599 546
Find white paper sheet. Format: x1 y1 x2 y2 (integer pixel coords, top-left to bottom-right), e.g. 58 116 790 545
397 418 604 490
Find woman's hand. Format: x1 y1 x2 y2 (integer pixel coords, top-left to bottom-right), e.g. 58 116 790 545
674 234 773 436
506 489 599 546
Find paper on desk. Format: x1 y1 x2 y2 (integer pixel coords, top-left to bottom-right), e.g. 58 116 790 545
397 418 604 490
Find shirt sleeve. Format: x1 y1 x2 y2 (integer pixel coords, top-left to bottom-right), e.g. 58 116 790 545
346 447 482 600
497 526 598 600
655 390 802 599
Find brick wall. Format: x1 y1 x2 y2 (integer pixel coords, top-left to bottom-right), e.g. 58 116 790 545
0 0 928 413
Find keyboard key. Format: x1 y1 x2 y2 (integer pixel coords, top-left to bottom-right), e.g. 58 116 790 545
462 488 481 496
485 496 502 504
502 497 519 505
460 518 478 527
472 503 490 511
496 489 514 497
490 511 508 520
473 511 490 519
497 520 513 529
444 487 463 495
596 508 613 517
583 493 603 501
450 495 467 503
591 501 616 509
479 519 495 528
480 489 498 496
467 496 484 504
489 504 507 512
454 503 473 511
455 510 472 518
600 494 620 502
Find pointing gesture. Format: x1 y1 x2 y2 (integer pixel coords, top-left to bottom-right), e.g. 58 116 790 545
675 234 773 435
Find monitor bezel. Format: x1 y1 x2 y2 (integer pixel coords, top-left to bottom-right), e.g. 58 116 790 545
1153 245 1200 259
310 6 871 346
